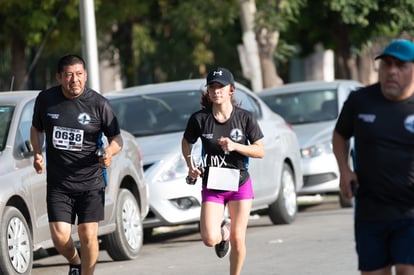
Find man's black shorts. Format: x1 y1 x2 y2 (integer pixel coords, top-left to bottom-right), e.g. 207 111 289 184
47 188 105 224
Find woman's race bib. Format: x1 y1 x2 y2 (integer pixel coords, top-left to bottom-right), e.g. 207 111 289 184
207 166 240 191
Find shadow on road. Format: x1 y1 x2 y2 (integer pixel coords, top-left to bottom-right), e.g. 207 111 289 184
144 195 347 243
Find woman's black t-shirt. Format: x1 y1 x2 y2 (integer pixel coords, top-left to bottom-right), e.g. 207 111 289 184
183 106 263 187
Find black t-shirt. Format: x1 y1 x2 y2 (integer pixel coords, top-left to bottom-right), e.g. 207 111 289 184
32 86 121 192
183 106 264 187
335 83 414 221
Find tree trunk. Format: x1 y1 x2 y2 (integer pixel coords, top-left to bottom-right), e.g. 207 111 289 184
11 37 27 90
256 27 283 89
112 21 134 87
332 22 358 80
357 47 378 85
238 0 262 92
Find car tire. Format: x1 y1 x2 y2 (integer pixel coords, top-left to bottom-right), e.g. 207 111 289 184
0 206 33 275
102 189 143 261
268 163 297 224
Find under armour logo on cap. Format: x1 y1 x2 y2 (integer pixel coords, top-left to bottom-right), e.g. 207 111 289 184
206 67 234 86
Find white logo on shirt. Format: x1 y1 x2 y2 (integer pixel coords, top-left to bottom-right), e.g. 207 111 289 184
78 113 91 125
230 128 243 142
202 133 214 139
358 114 376 123
47 113 59 119
404 115 414 133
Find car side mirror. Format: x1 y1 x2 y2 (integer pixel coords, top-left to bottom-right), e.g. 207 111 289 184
20 140 33 158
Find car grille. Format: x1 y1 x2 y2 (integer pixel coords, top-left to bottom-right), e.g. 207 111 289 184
303 173 337 187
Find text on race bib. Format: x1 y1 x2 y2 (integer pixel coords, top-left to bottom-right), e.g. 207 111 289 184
52 126 84 151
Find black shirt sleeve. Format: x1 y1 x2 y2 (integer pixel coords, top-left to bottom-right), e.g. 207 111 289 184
183 112 202 144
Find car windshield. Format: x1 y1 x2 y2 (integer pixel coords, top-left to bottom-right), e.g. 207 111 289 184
110 90 202 137
261 89 338 125
0 106 14 151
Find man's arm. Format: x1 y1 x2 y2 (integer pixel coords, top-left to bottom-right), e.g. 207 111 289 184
101 134 123 168
30 126 45 174
332 131 357 199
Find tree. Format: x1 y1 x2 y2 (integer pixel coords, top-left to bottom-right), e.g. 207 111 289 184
239 0 263 91
254 0 305 88
0 0 81 90
282 0 414 82
96 0 241 86
95 1 152 87
3 0 413 91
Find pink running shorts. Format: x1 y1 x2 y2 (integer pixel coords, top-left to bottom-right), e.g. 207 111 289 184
202 177 254 204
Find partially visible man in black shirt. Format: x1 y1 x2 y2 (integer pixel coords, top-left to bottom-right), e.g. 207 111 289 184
333 39 414 275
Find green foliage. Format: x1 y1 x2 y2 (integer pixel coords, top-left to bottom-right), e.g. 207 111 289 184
2 0 414 89
95 0 242 84
158 0 240 70
282 0 414 57
6 1 79 43
329 0 379 26
1 1 53 46
256 0 305 31
254 0 306 68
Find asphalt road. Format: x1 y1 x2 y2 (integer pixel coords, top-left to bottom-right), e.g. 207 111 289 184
32 197 359 275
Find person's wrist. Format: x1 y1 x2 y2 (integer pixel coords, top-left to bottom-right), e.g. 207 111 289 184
33 153 42 159
105 147 112 156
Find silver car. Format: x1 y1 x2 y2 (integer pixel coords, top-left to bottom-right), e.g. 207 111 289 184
0 91 149 275
258 80 363 207
106 79 303 235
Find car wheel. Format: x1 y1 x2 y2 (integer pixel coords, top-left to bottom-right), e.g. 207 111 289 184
339 192 353 208
268 163 297 224
0 206 33 275
102 189 143 260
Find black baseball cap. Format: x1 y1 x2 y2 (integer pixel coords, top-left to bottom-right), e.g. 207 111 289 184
206 67 234 86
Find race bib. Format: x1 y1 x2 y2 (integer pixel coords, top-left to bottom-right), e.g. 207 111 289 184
207 167 240 191
52 126 84 151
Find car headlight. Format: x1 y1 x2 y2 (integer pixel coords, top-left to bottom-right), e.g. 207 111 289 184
301 141 332 158
154 154 188 183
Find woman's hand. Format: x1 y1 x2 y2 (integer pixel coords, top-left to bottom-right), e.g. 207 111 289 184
218 136 235 154
188 166 203 180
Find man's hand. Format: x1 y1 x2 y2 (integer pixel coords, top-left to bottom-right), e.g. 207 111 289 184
33 154 45 174
339 174 358 199
97 148 113 168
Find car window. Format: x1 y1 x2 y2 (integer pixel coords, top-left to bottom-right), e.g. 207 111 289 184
10 100 35 158
19 100 34 143
0 106 14 151
261 89 338 124
110 90 202 136
233 88 261 119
